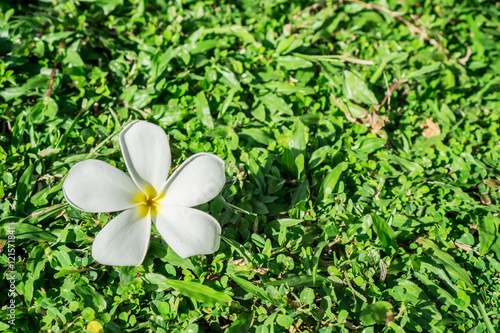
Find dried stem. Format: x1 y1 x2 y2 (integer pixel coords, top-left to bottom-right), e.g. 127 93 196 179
45 41 65 98
294 0 446 54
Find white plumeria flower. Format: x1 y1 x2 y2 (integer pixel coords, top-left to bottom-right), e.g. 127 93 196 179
62 120 225 266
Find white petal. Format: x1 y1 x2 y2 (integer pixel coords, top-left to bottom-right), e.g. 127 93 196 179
120 120 171 194
63 159 139 213
154 205 221 258
92 207 151 266
158 153 225 207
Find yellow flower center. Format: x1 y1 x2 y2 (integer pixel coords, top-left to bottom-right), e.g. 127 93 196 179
136 186 160 216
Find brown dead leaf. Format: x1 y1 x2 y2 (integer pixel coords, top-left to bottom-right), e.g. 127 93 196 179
420 118 441 138
368 112 388 134
483 179 500 189
479 193 491 205
253 267 269 274
232 258 247 266
455 242 472 253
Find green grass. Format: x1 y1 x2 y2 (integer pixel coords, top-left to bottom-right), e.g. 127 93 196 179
1 0 500 332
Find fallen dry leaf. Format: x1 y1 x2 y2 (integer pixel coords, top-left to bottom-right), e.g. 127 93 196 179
232 258 247 266
420 117 441 138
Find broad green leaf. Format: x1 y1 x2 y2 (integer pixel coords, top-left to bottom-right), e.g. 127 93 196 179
276 56 313 70
343 70 378 105
264 274 327 288
119 266 137 287
2 223 56 242
87 321 104 333
150 47 174 82
183 39 219 55
353 137 386 155
259 93 293 116
63 50 84 67
203 26 255 44
317 162 348 201
220 87 238 116
417 238 475 291
164 278 232 306
299 288 315 305
478 213 498 255
96 0 122 15
0 87 29 101
289 120 307 158
221 235 254 264
371 214 397 249
56 250 73 269
75 286 107 312
276 314 294 328
406 62 441 80
377 153 424 176
26 244 47 280
143 273 171 292
359 301 392 326
231 275 274 304
228 311 254 333
217 67 241 89
195 91 214 129
387 322 406 333
238 128 274 145
263 82 315 95
15 164 34 215
308 145 330 169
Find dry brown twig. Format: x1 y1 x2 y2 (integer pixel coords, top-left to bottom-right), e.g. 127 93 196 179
45 41 65 98
293 0 446 54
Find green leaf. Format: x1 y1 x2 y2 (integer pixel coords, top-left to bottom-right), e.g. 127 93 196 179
164 278 232 306
478 213 498 256
195 91 214 129
15 164 34 215
259 93 293 116
343 70 378 105
289 120 307 158
371 214 397 249
238 128 274 145
231 275 275 304
217 67 241 89
150 47 174 83
220 87 238 116
264 274 326 288
316 162 348 202
143 273 172 292
276 56 313 70
359 301 392 326
74 286 107 312
63 50 84 67
2 223 56 242
417 238 475 291
0 87 29 101
406 62 441 80
263 82 315 95
119 266 137 287
228 311 254 333
377 153 424 176
299 288 315 305
352 137 386 155
276 314 294 328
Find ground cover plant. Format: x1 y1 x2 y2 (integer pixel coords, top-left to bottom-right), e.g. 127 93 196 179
0 0 499 332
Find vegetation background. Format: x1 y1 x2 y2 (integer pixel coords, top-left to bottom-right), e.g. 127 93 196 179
0 0 499 332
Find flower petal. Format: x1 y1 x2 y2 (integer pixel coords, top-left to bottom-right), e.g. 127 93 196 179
92 207 151 266
63 159 139 213
158 153 225 207
120 120 171 193
154 205 221 258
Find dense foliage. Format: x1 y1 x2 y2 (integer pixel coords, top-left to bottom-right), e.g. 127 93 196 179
0 0 499 332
